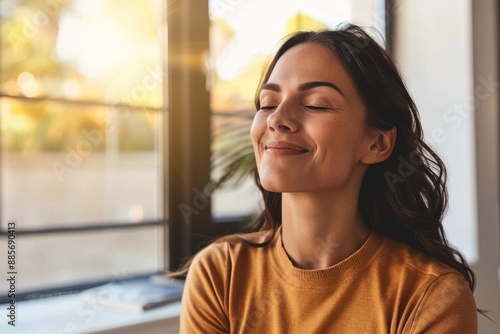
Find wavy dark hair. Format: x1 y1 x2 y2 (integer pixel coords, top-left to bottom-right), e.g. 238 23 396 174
246 24 477 294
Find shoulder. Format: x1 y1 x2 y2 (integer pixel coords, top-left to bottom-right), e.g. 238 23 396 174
406 269 477 333
374 235 477 333
189 229 274 274
181 232 274 333
367 233 472 304
184 229 274 308
377 234 460 278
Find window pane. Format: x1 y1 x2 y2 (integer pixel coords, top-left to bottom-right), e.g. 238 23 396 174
0 0 166 293
1 97 163 228
0 226 163 293
211 114 260 217
210 0 386 218
0 0 162 108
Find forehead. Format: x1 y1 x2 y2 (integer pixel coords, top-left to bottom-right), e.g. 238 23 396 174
267 42 356 94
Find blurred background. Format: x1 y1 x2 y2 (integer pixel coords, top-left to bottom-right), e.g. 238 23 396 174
0 0 498 333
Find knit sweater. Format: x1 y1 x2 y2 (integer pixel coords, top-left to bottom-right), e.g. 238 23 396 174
180 228 478 333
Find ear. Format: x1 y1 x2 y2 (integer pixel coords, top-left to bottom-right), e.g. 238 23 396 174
360 127 397 165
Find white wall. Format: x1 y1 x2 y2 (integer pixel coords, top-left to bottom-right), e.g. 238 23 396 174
394 0 500 332
395 0 478 262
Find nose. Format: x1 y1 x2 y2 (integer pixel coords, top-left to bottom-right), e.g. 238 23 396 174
266 104 299 132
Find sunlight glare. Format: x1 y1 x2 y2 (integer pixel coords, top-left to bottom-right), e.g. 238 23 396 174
56 6 134 78
17 71 39 97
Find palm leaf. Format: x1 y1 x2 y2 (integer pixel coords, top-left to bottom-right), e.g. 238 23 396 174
211 118 256 187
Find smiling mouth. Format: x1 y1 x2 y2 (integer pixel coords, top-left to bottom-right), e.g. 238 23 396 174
265 141 309 155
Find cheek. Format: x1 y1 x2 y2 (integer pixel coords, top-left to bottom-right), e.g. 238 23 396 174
312 123 361 168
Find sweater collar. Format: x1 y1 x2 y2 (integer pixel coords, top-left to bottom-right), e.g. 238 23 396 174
271 225 386 288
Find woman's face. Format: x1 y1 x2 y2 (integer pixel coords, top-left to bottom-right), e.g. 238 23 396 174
251 42 375 193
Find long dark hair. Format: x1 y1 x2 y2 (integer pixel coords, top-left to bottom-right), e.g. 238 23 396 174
248 24 476 293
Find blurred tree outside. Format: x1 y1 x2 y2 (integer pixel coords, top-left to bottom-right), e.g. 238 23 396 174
210 12 327 113
1 0 161 152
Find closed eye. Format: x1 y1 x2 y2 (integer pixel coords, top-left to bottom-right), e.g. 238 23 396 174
305 105 330 110
259 106 277 110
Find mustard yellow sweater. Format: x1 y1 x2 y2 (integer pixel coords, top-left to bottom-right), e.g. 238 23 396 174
180 228 477 333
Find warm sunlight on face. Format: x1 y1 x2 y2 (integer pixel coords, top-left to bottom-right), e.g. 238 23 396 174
251 42 374 193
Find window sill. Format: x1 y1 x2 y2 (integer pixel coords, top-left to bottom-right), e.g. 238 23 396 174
0 293 181 334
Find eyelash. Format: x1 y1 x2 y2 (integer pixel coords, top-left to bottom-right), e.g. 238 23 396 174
305 105 329 111
259 105 330 111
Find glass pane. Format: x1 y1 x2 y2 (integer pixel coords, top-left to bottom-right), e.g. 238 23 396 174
211 114 260 217
0 0 162 108
1 97 163 228
210 0 386 218
0 226 163 293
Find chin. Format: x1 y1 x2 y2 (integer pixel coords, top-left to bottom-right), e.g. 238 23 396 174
260 179 298 193
259 178 283 192
257 169 310 192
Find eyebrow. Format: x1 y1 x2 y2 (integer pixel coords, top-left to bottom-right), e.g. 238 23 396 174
260 81 345 97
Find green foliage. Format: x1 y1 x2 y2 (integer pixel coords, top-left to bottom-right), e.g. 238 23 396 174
211 118 256 187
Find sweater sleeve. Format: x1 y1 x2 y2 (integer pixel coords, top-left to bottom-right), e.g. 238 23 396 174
179 243 230 334
407 273 478 334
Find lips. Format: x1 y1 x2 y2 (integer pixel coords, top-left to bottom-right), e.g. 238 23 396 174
265 140 309 155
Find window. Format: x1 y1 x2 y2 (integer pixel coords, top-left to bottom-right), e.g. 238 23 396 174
1 0 391 297
0 0 166 296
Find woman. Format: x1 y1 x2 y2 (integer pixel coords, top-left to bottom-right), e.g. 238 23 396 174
180 24 478 333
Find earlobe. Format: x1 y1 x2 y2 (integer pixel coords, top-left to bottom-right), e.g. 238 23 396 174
361 127 397 164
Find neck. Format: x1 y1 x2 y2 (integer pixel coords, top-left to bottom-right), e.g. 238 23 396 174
280 190 370 270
